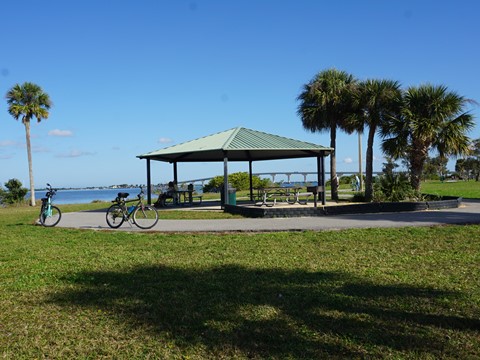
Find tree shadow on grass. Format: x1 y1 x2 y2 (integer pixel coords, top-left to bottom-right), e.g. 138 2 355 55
47 265 479 358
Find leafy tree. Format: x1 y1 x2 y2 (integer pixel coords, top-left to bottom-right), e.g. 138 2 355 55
203 172 271 192
202 176 223 192
339 175 357 185
465 158 480 181
455 158 467 179
382 84 475 192
228 172 252 190
354 79 402 201
423 156 448 180
6 82 52 206
1 178 28 204
455 139 480 181
297 68 358 201
466 160 476 181
471 138 480 158
466 138 480 181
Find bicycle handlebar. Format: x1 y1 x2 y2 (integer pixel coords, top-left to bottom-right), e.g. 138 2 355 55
45 183 57 198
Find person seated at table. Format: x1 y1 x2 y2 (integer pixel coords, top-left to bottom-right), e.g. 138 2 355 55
155 181 177 207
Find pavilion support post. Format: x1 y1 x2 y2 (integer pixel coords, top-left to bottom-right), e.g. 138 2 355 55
320 153 326 205
146 159 152 204
249 160 253 202
223 155 229 207
173 162 178 185
315 156 321 208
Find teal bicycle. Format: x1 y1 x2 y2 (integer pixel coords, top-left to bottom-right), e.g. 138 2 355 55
39 183 62 227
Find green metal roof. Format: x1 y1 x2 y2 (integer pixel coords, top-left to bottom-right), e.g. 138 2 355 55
137 127 332 162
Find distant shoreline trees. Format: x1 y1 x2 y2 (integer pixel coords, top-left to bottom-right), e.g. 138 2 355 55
455 138 480 181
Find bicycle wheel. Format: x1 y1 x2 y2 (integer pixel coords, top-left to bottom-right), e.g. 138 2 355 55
133 205 158 229
40 205 62 227
106 204 125 228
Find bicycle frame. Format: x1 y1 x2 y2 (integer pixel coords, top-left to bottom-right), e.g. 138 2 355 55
41 196 53 217
116 196 144 222
38 184 61 227
106 187 158 229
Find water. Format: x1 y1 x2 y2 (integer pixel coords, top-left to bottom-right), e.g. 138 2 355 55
29 183 315 205
32 188 147 205
280 181 318 187
31 184 204 205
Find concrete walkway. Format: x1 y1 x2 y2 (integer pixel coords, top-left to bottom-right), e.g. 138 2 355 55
57 200 480 233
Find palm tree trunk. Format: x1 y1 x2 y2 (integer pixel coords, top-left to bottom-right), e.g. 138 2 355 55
410 163 424 192
24 121 36 206
330 123 338 201
364 126 375 202
410 141 428 193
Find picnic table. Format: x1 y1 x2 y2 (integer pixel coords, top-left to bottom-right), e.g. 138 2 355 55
181 189 203 205
254 186 308 207
174 189 191 204
160 189 203 206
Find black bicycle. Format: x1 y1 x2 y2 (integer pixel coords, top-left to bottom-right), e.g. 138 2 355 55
39 183 62 227
106 187 159 229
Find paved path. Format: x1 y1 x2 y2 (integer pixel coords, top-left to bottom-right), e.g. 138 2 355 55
57 200 480 232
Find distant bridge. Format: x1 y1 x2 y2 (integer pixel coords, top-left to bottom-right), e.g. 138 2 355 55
175 171 383 187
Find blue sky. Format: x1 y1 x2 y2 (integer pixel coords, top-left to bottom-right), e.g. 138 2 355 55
1 0 479 188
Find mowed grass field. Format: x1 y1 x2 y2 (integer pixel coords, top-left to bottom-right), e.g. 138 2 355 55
421 179 480 199
1 183 479 359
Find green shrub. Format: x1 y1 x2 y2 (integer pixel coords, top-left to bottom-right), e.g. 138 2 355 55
339 175 354 185
1 178 28 204
373 173 416 202
0 188 5 205
351 192 366 202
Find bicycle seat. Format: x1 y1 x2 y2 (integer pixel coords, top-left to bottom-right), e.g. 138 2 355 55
117 192 129 198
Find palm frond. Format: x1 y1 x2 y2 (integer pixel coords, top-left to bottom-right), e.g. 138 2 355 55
297 68 358 134
6 82 51 123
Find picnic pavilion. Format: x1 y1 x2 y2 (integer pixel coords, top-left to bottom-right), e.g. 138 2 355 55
137 127 333 207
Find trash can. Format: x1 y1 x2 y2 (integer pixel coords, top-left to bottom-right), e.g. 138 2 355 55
228 187 236 206
220 185 236 206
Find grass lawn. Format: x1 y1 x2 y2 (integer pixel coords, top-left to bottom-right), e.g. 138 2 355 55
421 180 480 199
0 205 479 359
233 180 480 202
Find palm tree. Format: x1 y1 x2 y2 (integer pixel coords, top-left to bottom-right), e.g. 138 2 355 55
297 69 358 201
355 79 402 201
6 82 52 206
382 84 475 192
